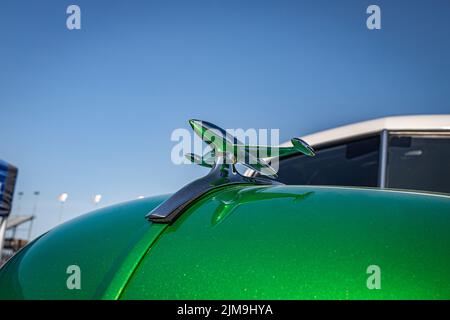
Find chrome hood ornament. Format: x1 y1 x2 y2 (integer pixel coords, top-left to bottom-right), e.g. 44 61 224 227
186 119 315 177
146 119 315 224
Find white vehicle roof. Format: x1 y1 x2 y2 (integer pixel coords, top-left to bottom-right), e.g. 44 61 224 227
286 114 450 148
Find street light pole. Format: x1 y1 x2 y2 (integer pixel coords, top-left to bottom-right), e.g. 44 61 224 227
32 191 40 216
0 217 7 260
16 191 24 215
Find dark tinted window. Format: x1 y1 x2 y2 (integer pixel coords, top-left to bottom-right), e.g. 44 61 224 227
387 135 450 194
276 136 380 187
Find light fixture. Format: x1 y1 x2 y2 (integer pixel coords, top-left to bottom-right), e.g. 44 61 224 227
93 194 102 205
58 193 69 203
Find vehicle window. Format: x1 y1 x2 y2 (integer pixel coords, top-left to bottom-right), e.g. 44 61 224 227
387 134 450 194
276 136 380 187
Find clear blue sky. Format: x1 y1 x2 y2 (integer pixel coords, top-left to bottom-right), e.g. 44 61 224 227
1 0 449 238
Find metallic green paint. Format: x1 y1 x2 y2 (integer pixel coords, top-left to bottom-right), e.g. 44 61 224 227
121 186 450 299
1 185 450 300
0 195 169 299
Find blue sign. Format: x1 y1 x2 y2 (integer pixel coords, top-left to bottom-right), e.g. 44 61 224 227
0 160 18 217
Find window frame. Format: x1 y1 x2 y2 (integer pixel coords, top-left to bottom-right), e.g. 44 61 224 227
276 129 450 189
274 132 382 187
381 130 450 191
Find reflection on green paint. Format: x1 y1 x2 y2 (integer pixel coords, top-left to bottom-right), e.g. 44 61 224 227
122 186 450 300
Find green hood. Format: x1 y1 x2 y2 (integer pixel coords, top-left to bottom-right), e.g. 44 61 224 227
1 186 450 299
122 186 450 299
0 195 169 299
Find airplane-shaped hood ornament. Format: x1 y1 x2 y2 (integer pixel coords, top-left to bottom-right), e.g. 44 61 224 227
146 119 315 224
185 119 315 178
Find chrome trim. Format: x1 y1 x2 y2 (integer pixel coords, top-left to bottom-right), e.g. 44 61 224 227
147 119 315 224
146 155 281 224
378 129 388 188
